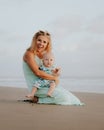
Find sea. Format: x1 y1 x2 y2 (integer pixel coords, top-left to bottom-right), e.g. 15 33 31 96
0 77 104 94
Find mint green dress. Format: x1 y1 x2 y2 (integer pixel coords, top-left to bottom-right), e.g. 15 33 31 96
23 56 84 105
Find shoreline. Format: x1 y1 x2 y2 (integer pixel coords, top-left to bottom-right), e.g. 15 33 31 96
0 85 104 94
0 86 104 130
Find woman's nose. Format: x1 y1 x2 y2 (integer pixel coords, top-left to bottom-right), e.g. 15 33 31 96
40 41 44 44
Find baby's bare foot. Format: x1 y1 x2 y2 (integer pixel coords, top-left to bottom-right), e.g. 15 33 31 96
47 93 52 97
26 94 34 99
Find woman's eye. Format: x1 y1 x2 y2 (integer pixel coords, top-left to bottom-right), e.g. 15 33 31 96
38 39 41 42
43 41 47 44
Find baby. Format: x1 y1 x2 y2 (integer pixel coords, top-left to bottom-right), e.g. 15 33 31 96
26 52 60 99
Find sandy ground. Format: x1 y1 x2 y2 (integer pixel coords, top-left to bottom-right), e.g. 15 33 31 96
0 86 104 130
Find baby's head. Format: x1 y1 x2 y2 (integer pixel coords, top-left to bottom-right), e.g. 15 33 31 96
42 52 55 67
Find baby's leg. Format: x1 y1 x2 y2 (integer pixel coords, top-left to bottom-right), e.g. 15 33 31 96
47 82 56 97
26 87 37 99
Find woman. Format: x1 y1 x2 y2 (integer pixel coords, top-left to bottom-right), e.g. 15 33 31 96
23 30 84 105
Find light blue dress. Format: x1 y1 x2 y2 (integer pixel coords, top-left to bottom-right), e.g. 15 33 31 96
23 56 84 105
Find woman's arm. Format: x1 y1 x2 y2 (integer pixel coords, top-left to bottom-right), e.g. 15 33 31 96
23 50 58 82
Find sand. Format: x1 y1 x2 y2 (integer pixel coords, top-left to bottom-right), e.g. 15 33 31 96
0 86 104 130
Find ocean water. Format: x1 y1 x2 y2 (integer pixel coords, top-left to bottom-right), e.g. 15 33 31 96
0 77 104 94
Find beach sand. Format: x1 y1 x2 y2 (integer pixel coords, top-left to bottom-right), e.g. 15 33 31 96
0 86 104 130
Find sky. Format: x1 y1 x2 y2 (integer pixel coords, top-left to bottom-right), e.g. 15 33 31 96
0 0 104 79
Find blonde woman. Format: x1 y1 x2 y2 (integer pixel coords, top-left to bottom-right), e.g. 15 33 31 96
23 30 83 105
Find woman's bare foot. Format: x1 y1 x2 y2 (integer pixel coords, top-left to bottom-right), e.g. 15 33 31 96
32 96 38 103
25 95 38 103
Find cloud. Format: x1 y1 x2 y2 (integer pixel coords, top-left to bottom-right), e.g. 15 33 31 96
48 14 84 40
87 15 104 34
0 28 30 44
53 42 79 53
0 29 30 59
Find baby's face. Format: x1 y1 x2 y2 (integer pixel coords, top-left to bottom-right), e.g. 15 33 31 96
43 54 54 67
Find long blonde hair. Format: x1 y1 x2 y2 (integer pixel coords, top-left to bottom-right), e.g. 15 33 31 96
27 30 52 54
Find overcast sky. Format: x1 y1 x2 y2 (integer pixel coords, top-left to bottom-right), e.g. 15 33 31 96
0 0 104 79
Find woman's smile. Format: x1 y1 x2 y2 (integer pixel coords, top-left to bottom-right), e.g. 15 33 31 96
36 36 49 51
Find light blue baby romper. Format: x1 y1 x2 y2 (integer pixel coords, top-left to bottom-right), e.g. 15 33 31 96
33 65 55 88
23 56 84 105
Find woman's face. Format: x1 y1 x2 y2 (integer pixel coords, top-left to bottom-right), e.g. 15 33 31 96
36 35 49 52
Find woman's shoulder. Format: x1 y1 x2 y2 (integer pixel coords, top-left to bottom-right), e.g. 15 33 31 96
23 49 42 65
23 49 35 62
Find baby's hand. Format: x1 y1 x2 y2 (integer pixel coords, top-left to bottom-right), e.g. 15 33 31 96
52 67 61 76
